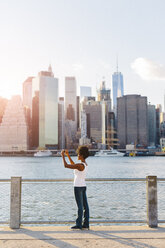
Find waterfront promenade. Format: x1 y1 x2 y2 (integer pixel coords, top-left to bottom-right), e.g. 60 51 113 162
0 225 165 248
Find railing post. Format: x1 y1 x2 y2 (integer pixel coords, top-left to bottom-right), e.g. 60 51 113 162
10 177 22 229
146 176 158 228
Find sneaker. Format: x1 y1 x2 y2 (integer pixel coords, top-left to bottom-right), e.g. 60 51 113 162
71 225 82 230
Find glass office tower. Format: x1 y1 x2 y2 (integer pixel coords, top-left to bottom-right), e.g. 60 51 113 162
80 86 91 101
112 71 124 112
32 68 59 148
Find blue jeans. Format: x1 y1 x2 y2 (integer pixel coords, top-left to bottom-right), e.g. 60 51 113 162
74 187 89 228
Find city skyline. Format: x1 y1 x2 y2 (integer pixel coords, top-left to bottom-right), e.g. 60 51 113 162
0 63 164 150
0 65 164 110
0 0 165 107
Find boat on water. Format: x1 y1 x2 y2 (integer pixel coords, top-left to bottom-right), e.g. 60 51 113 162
34 150 52 157
94 148 124 157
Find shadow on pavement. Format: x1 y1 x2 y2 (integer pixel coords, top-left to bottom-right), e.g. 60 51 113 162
1 226 165 248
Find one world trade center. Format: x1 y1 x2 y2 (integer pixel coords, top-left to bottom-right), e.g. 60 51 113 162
112 67 124 113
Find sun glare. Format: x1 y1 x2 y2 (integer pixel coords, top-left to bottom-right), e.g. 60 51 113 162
0 83 21 100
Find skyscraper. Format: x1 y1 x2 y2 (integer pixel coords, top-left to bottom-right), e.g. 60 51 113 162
0 95 28 150
65 77 77 148
117 95 148 148
112 66 124 112
82 99 102 144
32 66 59 148
65 77 77 122
96 80 112 148
77 96 80 130
97 79 111 102
156 105 161 145
80 110 87 139
164 91 165 112
31 91 39 148
79 109 91 146
22 77 34 114
148 104 156 146
80 86 91 101
23 77 34 148
0 97 8 123
58 97 65 149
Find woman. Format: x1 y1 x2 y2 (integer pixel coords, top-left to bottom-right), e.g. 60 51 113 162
61 146 89 230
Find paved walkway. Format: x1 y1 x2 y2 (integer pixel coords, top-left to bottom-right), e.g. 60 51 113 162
0 225 165 248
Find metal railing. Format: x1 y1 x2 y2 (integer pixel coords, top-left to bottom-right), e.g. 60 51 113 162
0 176 165 228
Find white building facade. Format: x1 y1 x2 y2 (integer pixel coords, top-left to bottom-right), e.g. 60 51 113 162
32 67 59 148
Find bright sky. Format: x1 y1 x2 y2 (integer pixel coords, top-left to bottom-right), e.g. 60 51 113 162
0 0 165 109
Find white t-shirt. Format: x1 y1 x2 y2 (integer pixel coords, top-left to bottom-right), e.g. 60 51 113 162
74 162 87 187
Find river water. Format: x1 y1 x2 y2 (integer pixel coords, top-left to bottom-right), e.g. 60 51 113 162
0 156 165 224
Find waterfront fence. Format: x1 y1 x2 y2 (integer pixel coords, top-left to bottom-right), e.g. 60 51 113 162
0 179 10 224
0 176 165 228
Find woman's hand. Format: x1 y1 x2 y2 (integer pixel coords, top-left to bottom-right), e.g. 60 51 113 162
61 150 65 156
65 150 69 156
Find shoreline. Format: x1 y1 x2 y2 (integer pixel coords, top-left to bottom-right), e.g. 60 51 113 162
0 153 165 157
0 150 96 157
0 149 164 157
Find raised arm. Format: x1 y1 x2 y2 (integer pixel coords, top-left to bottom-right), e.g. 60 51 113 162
65 150 75 165
61 150 84 171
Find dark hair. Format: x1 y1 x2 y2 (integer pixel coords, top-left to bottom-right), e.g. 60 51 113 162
76 146 89 159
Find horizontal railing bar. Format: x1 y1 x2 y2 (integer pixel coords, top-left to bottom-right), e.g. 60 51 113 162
158 220 165 223
0 178 165 183
21 178 147 182
0 179 11 182
86 178 146 182
21 220 147 224
4 219 165 225
0 219 163 225
22 179 73 182
21 221 75 224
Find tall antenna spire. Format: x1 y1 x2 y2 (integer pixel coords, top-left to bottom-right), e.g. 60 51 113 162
116 53 118 72
48 64 52 73
164 89 165 112
48 64 54 77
